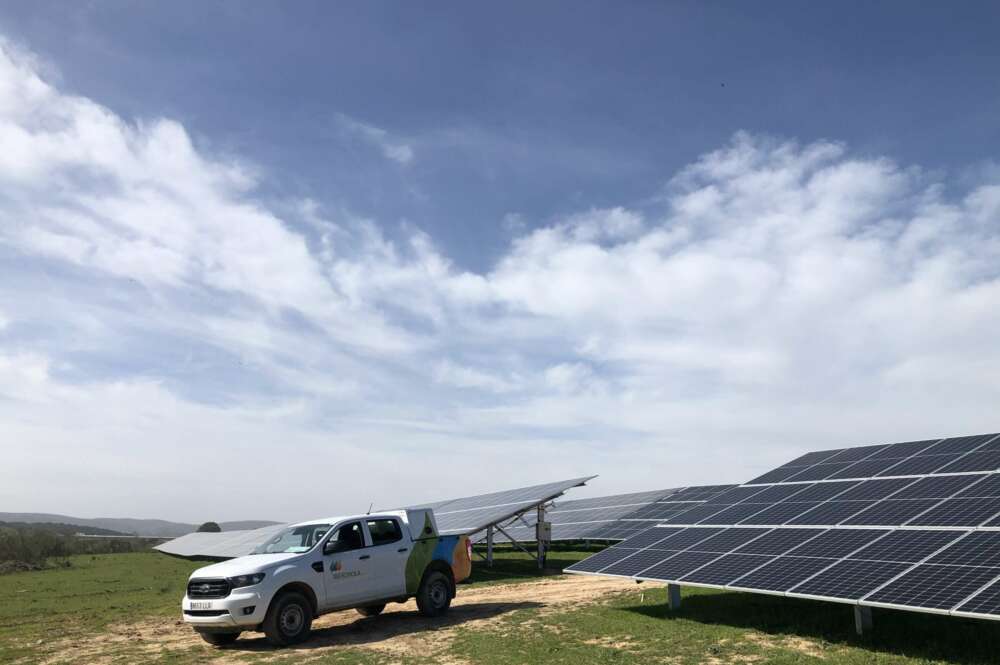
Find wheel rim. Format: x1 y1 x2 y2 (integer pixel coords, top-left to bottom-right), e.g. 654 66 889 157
280 603 305 635
430 580 448 607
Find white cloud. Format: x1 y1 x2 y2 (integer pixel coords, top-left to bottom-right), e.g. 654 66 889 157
335 113 414 165
3 39 1000 519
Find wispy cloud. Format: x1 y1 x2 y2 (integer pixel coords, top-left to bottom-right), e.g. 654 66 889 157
3 39 1000 520
335 113 414 165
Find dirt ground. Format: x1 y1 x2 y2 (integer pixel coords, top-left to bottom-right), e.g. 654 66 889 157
44 575 639 664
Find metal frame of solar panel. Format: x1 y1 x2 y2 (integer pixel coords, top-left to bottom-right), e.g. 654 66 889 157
482 485 736 544
567 432 1000 628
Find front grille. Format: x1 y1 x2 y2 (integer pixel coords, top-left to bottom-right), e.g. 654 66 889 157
184 609 229 617
187 578 231 599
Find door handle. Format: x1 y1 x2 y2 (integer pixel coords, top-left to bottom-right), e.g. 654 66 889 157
311 561 323 573
398 547 408 553
359 554 371 560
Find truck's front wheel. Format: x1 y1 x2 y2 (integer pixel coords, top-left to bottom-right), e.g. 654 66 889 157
263 591 313 646
416 570 452 617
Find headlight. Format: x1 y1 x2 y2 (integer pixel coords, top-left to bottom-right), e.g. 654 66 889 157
228 572 266 588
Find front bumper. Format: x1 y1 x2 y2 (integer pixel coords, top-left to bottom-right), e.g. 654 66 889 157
182 589 267 629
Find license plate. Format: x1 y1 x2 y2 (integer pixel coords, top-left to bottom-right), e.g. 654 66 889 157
190 601 213 610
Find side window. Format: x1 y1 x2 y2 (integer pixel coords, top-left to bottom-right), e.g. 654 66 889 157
325 521 365 553
367 519 403 546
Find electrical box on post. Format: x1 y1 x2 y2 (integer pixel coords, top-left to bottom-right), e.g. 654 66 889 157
536 520 552 544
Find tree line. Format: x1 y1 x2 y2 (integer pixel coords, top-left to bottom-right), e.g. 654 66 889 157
0 523 161 571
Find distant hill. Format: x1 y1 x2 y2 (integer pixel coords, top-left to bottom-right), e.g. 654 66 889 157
0 520 130 537
0 513 280 538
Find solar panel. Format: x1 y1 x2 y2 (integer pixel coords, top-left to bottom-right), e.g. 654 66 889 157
880 454 958 476
928 532 1000 567
841 499 941 526
958 474 1000 497
891 474 983 499
688 528 771 552
908 497 1000 527
937 450 1000 474
696 503 770 525
785 462 856 482
602 549 681 576
867 439 939 459
956 579 1000 616
565 545 641 573
568 431 1000 626
923 434 1000 454
791 560 912 601
614 526 685 549
485 485 735 544
654 527 725 550
866 564 1000 610
681 553 775 586
738 502 820 525
734 528 823 555
849 530 962 563
783 481 860 501
155 524 288 560
637 551 722 581
828 457 906 479
424 476 594 535
834 478 915 500
786 500 875 525
825 444 888 463
785 528 888 558
729 556 838 592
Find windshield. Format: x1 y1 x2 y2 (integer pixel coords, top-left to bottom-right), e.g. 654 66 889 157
252 524 331 554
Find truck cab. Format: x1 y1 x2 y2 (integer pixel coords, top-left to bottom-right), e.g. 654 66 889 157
181 509 472 646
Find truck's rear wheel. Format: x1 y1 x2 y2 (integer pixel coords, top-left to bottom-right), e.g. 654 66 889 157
263 591 313 646
357 603 385 617
197 630 240 646
416 570 452 617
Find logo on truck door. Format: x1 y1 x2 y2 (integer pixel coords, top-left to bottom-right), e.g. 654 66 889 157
329 560 361 580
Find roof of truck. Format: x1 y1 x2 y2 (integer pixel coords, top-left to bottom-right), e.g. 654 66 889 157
290 510 409 527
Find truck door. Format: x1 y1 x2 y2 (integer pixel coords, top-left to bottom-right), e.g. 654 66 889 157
319 521 371 609
364 517 408 599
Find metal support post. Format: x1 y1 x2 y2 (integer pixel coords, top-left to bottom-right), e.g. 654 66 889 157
854 606 872 636
486 526 494 568
667 583 682 610
537 505 546 569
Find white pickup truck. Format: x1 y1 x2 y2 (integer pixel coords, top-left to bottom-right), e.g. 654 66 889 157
181 509 472 646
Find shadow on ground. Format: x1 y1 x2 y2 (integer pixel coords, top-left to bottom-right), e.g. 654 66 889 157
624 589 1000 664
223 600 541 653
465 550 598 586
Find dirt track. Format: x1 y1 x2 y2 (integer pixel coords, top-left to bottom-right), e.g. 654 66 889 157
44 575 639 664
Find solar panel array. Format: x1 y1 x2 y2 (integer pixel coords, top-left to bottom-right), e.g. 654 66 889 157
155 524 288 559
484 485 736 543
568 433 1000 621
156 476 593 559
415 476 595 535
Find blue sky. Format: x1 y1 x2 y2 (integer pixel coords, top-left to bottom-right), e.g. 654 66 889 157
1 3 999 522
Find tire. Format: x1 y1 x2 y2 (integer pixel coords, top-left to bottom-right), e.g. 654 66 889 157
263 591 313 646
416 570 453 617
197 630 240 646
356 603 386 617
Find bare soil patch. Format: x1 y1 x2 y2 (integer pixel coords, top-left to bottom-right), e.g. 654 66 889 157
39 575 636 664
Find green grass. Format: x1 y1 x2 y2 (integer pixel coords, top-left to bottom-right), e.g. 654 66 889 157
0 552 199 662
453 584 1000 665
4 550 1000 664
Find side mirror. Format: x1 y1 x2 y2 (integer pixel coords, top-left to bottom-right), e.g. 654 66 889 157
323 540 338 555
